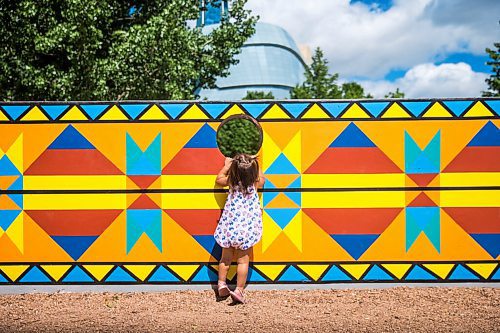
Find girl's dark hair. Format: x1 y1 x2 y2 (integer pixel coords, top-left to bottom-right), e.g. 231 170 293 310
227 153 260 195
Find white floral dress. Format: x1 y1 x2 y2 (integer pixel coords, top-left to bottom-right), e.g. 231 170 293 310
214 184 263 250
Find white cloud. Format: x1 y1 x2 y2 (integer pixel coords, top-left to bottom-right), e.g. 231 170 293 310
360 62 489 98
246 0 499 79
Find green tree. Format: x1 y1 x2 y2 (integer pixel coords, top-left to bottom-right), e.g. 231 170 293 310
290 47 371 99
242 90 275 100
482 42 500 97
385 88 405 98
0 0 256 101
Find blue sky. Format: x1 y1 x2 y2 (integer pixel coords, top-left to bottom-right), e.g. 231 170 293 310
247 0 499 97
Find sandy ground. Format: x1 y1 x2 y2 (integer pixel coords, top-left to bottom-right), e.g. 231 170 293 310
0 287 498 333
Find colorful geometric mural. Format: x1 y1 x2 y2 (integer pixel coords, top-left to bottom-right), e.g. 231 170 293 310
0 99 498 284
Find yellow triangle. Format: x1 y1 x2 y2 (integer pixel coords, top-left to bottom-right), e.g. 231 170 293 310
283 212 302 251
300 104 330 119
262 130 282 172
6 134 23 173
41 265 72 281
260 104 290 119
60 106 89 121
340 264 370 280
381 264 412 279
262 211 283 252
167 265 199 281
0 265 29 281
139 105 169 120
422 102 453 118
220 105 245 119
381 103 412 118
466 263 497 279
254 264 286 281
266 193 300 209
83 265 114 281
5 213 23 253
341 103 371 118
0 227 3 237
19 106 49 121
463 101 494 117
297 264 329 281
422 264 455 279
282 130 301 173
99 105 129 121
179 105 208 120
124 265 156 281
0 110 8 121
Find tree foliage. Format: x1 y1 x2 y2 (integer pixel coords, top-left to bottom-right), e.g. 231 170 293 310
0 0 256 101
290 47 371 99
217 117 261 157
385 88 405 98
482 42 500 97
242 90 275 100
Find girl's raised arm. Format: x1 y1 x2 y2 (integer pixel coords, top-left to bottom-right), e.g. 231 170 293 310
256 167 265 188
216 157 233 186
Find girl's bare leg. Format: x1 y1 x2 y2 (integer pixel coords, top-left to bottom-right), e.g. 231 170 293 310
235 248 251 291
218 247 234 283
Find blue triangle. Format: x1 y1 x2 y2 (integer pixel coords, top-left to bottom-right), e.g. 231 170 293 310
266 208 300 229
105 267 137 282
0 210 21 230
80 105 109 120
485 100 500 115
241 103 270 118
401 101 431 117
62 266 94 283
120 104 149 119
193 235 222 260
8 194 23 210
468 121 499 147
263 179 279 206
330 123 376 148
406 153 440 174
442 101 473 117
19 266 51 283
448 265 480 281
266 153 300 174
360 102 389 117
0 156 21 176
8 175 22 190
52 236 98 260
491 267 500 280
285 192 301 207
191 266 218 282
160 103 190 119
281 103 310 118
0 274 7 283
148 266 180 282
200 103 230 118
470 234 500 258
321 265 352 282
185 123 218 148
1 105 30 120
128 154 160 175
362 265 393 281
331 234 379 260
48 125 95 150
321 102 349 117
277 266 309 282
404 265 437 281
41 105 70 120
248 267 267 282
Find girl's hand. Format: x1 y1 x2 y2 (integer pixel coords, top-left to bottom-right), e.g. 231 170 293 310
224 157 233 168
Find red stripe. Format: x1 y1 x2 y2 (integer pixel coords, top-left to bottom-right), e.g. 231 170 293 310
443 147 500 172
163 148 224 175
305 148 401 174
165 209 221 235
25 210 122 236
443 207 500 233
303 208 402 234
25 150 123 175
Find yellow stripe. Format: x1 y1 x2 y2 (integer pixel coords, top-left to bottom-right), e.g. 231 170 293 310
161 193 227 209
440 173 500 187
24 194 126 210
302 191 405 208
161 175 221 189
302 174 405 188
440 190 500 207
24 175 127 190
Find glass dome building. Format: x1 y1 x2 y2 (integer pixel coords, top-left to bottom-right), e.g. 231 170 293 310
197 2 307 100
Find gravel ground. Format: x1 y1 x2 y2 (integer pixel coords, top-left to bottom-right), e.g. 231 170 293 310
0 287 498 333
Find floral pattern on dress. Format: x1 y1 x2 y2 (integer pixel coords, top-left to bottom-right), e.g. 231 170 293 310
214 184 263 250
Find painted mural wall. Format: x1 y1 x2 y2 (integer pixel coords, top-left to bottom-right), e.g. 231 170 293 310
0 99 498 285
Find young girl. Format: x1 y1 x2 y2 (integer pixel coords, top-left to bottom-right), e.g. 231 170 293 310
214 153 265 304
